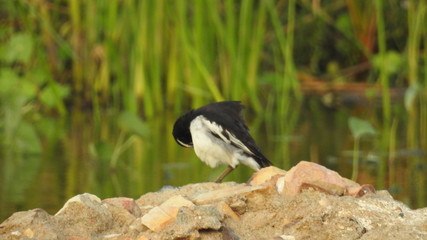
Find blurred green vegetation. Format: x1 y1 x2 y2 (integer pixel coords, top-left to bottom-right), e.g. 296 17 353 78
1 0 426 222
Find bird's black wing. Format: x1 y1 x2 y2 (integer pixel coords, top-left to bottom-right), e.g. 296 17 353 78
195 101 272 168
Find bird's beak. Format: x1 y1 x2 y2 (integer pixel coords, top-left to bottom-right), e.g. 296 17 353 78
177 139 193 148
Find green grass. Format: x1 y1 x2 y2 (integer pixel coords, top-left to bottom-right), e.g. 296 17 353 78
406 0 427 208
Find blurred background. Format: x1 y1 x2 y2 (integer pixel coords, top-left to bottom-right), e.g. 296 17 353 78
0 0 426 222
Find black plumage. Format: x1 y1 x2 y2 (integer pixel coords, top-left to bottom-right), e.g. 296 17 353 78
172 101 272 182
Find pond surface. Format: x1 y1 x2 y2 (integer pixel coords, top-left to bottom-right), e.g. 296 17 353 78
0 97 426 222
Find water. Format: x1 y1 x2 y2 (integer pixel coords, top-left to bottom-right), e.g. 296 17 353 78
0 98 426 222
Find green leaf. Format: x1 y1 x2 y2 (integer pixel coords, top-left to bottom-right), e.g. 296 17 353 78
30 68 50 85
117 111 149 137
1 32 34 64
0 68 21 94
349 117 376 139
21 81 38 99
0 68 38 99
372 51 404 75
40 83 70 107
336 14 352 37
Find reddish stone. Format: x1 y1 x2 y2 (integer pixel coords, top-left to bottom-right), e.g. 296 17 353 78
282 161 348 196
103 197 142 217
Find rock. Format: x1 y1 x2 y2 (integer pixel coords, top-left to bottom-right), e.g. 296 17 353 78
140 195 195 232
0 209 61 240
276 176 286 194
220 226 240 240
54 193 113 238
249 166 287 186
55 193 103 216
139 207 172 232
276 190 427 240
163 205 224 238
136 236 150 240
251 162 375 198
282 161 347 196
348 184 376 197
216 201 240 221
137 205 224 240
300 181 346 196
101 197 144 237
226 195 247 215
272 235 296 240
136 187 181 210
192 184 266 204
1 163 425 240
281 161 359 196
103 197 142 217
103 202 139 232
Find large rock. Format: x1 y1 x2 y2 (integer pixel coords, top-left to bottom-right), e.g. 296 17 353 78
0 209 62 239
252 162 375 197
140 195 195 232
54 193 114 238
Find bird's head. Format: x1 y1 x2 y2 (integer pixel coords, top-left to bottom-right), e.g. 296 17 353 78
172 110 194 148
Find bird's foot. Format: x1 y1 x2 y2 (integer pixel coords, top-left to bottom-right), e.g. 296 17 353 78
214 166 235 183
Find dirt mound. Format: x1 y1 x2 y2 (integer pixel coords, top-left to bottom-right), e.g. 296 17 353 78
1 162 427 240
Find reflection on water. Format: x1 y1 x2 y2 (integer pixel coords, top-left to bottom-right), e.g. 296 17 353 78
0 98 426 222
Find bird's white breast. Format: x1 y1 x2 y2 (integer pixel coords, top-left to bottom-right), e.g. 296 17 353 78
189 116 260 170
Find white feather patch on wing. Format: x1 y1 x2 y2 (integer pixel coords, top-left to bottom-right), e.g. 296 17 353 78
200 117 254 155
189 116 237 168
189 116 260 171
200 118 230 143
224 129 254 155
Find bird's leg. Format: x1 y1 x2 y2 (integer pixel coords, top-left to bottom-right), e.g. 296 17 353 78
214 166 236 183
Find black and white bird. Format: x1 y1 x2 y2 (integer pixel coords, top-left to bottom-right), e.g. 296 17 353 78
172 101 272 182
